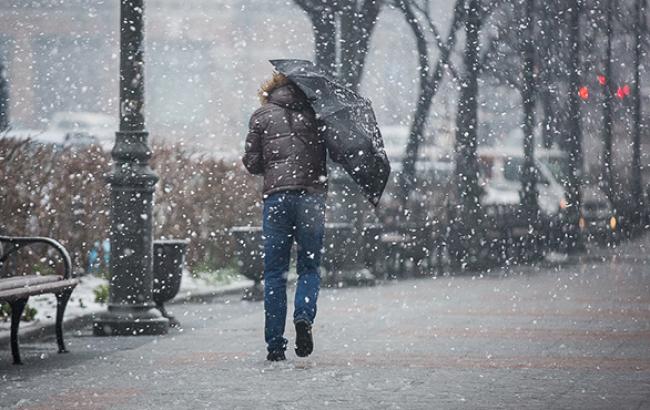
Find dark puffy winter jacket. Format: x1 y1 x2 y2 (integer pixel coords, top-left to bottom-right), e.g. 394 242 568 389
242 83 327 197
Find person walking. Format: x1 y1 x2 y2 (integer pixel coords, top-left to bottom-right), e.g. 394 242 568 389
243 72 328 361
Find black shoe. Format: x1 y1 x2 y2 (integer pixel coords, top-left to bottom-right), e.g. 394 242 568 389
266 350 286 361
294 320 313 357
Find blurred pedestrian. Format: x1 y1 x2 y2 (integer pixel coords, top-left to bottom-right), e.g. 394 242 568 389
101 238 110 271
87 241 100 274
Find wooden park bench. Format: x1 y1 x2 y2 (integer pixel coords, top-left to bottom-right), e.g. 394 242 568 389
0 235 79 364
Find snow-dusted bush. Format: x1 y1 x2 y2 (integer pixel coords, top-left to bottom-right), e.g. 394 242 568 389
152 144 260 270
0 138 259 274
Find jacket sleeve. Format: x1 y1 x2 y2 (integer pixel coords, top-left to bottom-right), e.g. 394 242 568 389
242 113 264 175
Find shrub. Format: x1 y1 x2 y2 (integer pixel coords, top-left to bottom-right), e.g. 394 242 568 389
93 284 109 305
0 302 38 322
0 138 259 273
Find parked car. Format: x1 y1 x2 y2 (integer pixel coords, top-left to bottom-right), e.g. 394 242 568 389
63 131 99 148
458 147 568 262
580 184 619 243
477 146 566 218
3 111 115 150
49 111 115 150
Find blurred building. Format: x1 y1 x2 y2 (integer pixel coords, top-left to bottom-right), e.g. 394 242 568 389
0 0 439 158
0 0 315 156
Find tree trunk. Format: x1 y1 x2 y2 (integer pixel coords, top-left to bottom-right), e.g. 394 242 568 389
540 90 557 148
453 0 481 263
631 0 646 223
339 1 381 91
565 0 583 251
601 0 614 202
538 0 563 149
520 0 539 224
304 6 337 78
296 0 381 84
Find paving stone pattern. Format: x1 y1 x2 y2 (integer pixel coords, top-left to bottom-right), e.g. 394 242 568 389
1 236 649 409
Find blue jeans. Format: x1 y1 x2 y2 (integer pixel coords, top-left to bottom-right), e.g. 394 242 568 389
263 190 325 353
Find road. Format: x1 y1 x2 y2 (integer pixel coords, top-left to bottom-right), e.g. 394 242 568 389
1 235 649 409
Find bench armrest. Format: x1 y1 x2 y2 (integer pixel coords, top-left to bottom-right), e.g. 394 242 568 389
0 235 74 279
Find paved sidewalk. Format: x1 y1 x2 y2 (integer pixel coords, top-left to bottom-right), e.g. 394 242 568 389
1 236 649 409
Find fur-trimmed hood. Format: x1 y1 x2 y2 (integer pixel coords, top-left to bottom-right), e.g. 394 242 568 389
258 72 309 111
258 72 291 104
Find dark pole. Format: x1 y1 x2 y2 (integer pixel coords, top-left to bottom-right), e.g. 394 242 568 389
601 0 614 202
94 0 168 336
631 0 646 225
0 59 8 132
520 0 540 227
565 0 584 252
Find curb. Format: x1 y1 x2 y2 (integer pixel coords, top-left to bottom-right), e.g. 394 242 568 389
170 281 253 306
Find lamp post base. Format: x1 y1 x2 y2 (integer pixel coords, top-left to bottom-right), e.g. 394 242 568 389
93 306 169 336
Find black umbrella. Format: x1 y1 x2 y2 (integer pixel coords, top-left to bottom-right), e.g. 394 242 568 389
270 59 390 207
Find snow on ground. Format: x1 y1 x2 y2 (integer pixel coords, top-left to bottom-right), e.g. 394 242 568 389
175 270 253 300
0 274 108 336
0 270 253 340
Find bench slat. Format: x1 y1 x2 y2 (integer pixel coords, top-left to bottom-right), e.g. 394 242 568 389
0 278 79 302
0 275 64 291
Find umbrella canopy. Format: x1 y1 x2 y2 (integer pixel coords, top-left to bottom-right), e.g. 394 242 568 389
270 59 390 207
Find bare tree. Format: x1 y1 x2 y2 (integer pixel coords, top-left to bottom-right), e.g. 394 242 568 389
294 0 382 90
395 0 464 200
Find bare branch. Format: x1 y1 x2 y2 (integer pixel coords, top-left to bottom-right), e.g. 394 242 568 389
411 1 462 81
395 0 464 198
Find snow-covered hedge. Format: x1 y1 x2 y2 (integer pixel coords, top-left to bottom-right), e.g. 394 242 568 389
0 138 259 274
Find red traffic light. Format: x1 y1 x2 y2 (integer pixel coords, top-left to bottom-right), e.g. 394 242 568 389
579 86 589 100
616 84 631 100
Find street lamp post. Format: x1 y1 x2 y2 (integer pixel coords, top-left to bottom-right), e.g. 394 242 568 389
93 0 168 336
